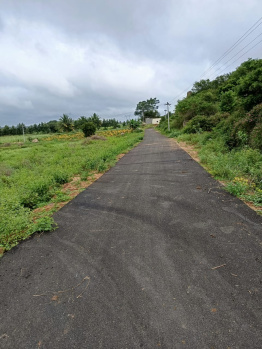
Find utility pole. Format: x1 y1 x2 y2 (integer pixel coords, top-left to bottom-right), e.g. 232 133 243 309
165 102 171 131
142 109 145 123
22 124 25 143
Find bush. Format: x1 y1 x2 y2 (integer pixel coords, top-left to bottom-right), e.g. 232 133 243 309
250 123 262 151
82 122 96 137
183 115 215 134
230 104 262 148
209 112 230 128
247 103 262 124
129 119 140 130
220 91 236 112
171 115 184 129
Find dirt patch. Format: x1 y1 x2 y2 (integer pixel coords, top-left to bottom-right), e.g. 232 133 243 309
90 135 107 141
174 140 201 162
0 143 11 147
62 173 103 199
244 201 262 213
33 172 103 216
116 153 125 160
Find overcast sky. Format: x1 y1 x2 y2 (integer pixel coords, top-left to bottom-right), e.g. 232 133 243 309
0 0 262 126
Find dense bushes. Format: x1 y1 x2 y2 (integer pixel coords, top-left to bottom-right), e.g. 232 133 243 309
183 116 215 134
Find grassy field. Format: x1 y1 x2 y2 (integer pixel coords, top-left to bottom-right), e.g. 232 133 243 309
0 133 51 144
0 129 143 254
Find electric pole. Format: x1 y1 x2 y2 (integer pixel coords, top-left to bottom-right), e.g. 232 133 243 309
165 102 171 131
22 124 25 143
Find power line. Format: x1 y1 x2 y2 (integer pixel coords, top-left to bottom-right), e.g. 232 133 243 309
208 32 262 79
171 17 262 105
199 16 262 79
209 38 262 80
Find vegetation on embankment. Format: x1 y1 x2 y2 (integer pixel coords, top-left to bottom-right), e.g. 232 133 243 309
159 58 262 213
0 129 144 254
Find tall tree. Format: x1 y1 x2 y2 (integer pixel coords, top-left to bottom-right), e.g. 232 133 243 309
59 114 74 132
74 116 89 130
134 98 160 121
89 113 101 129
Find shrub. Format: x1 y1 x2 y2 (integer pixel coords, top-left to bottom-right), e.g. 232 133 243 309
82 122 96 137
53 170 70 184
250 123 262 151
209 112 230 128
220 91 236 112
129 119 140 130
225 177 250 196
171 115 184 129
247 103 262 125
231 104 262 148
183 115 215 134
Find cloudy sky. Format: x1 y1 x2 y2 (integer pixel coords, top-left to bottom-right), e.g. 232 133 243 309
0 0 262 126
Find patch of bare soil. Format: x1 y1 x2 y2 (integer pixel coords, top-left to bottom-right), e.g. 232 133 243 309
90 135 107 141
116 153 125 160
33 172 104 216
174 140 201 162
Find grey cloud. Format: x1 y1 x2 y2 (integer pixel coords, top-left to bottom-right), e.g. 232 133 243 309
0 0 262 126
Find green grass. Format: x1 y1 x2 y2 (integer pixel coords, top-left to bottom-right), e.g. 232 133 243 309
0 133 51 144
0 131 144 253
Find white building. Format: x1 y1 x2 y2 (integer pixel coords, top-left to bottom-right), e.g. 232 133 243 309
145 118 161 125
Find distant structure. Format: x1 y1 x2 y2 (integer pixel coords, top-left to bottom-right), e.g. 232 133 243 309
145 118 161 125
187 91 192 97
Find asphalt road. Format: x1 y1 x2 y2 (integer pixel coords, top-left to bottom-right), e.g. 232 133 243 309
0 129 262 349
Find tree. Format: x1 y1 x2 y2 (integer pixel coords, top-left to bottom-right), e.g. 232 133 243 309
74 116 89 130
59 114 74 132
16 123 26 135
192 79 212 93
82 122 96 137
236 63 262 111
101 118 119 128
46 120 59 133
89 113 101 129
220 91 236 112
1 125 10 136
134 97 160 121
128 119 140 130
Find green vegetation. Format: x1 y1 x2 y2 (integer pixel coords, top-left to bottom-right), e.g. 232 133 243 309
134 97 160 120
159 58 262 212
0 130 144 253
82 122 96 137
0 113 122 136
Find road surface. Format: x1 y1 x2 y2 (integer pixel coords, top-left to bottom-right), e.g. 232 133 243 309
0 129 261 348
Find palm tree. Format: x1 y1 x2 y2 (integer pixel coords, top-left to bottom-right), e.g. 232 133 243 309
59 114 74 132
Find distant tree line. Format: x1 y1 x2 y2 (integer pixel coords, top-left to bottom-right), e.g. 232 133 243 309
0 114 122 136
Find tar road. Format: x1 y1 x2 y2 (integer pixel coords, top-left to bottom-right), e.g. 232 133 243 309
0 129 261 348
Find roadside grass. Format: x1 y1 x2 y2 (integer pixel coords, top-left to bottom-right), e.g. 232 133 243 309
0 131 144 254
174 132 262 213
